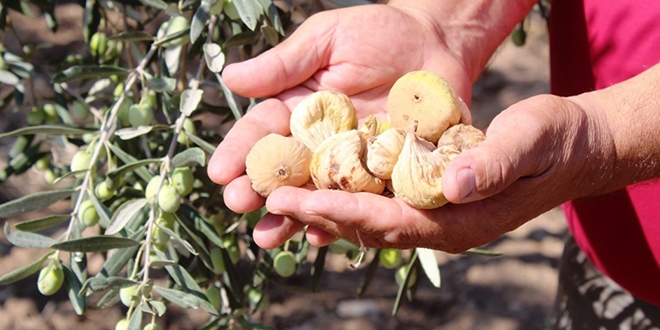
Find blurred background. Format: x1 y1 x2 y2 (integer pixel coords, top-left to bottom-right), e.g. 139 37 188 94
0 1 567 329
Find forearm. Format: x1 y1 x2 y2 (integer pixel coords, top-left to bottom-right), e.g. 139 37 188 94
387 0 537 82
571 62 660 193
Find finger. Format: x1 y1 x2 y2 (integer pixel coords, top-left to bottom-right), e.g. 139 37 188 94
222 175 264 214
207 99 291 185
305 226 338 247
266 187 371 245
253 213 306 249
442 101 559 204
221 15 336 98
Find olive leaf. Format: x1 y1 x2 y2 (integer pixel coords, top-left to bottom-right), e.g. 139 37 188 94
153 286 219 316
180 89 204 116
138 0 169 11
106 159 161 188
184 132 218 154
0 125 92 139
356 248 382 298
52 65 129 83
171 147 206 168
0 188 75 218
0 251 55 286
416 247 441 288
105 198 149 235
108 31 153 41
464 248 503 257
148 300 167 317
107 143 153 182
190 4 210 44
128 307 143 329
14 214 70 232
51 236 140 252
203 43 225 73
5 223 55 248
87 193 113 229
115 126 154 140
62 265 86 315
232 0 261 31
147 77 177 93
392 251 418 316
0 69 19 85
215 73 242 120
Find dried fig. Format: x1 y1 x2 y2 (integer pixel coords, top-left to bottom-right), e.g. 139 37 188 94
310 130 385 194
391 121 460 209
246 134 312 197
387 71 463 143
290 91 358 152
437 123 485 152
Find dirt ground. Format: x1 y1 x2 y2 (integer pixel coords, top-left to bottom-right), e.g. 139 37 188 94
0 3 564 330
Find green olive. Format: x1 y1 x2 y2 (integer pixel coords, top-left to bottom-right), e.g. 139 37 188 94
35 156 50 171
209 246 226 274
114 83 125 100
176 118 196 145
0 55 8 70
158 16 190 48
395 264 417 288
206 286 221 310
145 177 161 201
90 32 108 58
26 106 45 125
72 100 91 120
115 318 129 330
44 169 57 184
119 285 138 307
379 248 402 269
37 264 65 296
143 323 162 330
78 199 99 227
157 184 181 213
145 89 158 109
223 239 240 265
70 150 93 178
95 181 115 201
171 167 194 196
43 103 59 122
157 211 176 228
273 251 296 277
151 225 170 247
512 28 527 47
128 103 154 127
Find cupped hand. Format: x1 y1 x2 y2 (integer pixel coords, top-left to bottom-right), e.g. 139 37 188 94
261 94 616 252
207 5 475 248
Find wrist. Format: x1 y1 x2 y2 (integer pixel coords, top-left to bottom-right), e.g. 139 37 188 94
387 0 536 82
568 64 660 193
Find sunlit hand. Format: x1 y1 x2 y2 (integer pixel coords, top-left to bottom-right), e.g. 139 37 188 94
262 94 616 252
208 4 474 248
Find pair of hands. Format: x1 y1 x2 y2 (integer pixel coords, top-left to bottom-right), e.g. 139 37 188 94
207 5 614 253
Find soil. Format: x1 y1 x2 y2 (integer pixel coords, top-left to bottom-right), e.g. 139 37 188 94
0 3 563 330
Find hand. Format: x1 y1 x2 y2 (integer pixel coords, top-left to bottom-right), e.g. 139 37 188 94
208 5 474 248
263 94 617 252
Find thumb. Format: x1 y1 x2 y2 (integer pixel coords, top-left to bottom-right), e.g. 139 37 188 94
221 14 335 98
442 109 553 204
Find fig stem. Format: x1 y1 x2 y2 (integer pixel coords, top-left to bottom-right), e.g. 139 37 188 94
348 230 368 270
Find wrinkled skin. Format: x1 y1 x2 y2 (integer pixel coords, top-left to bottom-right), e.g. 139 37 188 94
208 4 656 253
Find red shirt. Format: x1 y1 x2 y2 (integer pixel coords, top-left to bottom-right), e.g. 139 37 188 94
549 0 660 305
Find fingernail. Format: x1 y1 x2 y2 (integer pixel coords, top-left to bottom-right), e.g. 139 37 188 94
457 168 476 202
